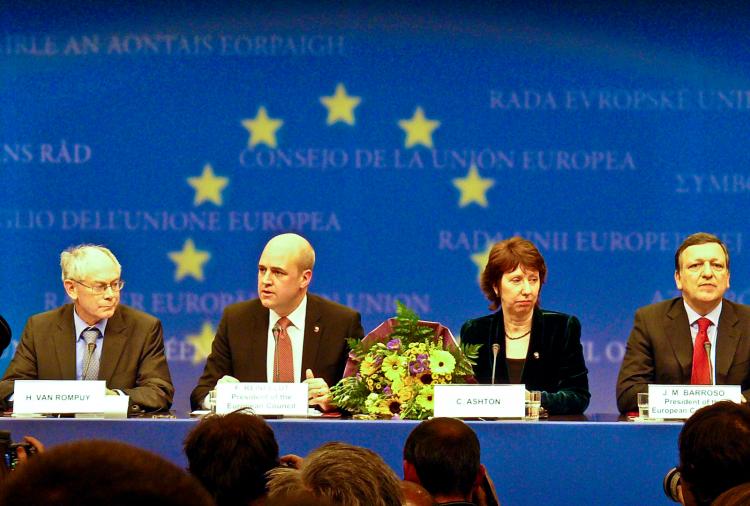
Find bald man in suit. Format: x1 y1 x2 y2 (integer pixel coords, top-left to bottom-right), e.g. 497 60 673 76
191 234 363 411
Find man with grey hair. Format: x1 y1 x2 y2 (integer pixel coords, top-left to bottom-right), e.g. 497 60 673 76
0 244 173 412
191 233 364 412
266 442 403 506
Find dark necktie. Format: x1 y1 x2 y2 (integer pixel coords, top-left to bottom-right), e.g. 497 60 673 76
273 317 294 382
81 327 101 381
690 317 712 385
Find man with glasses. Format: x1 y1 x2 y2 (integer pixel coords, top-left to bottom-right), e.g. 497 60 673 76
0 244 173 412
617 232 750 413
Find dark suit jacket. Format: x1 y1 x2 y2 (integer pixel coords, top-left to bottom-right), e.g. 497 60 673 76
460 308 590 415
190 294 364 410
0 304 174 412
616 297 750 413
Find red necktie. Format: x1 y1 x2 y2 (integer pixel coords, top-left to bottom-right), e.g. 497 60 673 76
690 317 712 385
273 317 294 383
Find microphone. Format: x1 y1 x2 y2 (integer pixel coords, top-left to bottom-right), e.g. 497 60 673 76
491 343 500 385
0 315 10 354
705 341 714 385
272 323 281 382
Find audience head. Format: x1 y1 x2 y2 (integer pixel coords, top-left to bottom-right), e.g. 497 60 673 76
481 237 547 311
0 439 213 506
678 401 750 506
399 480 435 506
403 417 481 502
267 441 403 506
711 482 750 506
184 410 280 506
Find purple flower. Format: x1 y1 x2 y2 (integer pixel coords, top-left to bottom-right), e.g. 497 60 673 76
409 360 426 375
383 386 393 396
387 339 401 350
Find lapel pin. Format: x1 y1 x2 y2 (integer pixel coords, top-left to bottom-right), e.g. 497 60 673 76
533 352 540 359
314 326 320 333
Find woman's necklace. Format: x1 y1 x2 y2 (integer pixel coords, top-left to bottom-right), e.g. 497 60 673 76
505 329 531 340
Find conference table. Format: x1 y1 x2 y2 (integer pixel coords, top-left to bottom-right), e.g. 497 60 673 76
1 413 681 506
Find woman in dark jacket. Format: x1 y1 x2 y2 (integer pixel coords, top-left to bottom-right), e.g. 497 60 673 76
460 237 590 415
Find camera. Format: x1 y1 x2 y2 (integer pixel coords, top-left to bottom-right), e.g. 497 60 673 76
663 466 682 502
0 430 37 472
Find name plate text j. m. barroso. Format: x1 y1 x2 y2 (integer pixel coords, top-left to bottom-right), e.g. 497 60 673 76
648 384 742 419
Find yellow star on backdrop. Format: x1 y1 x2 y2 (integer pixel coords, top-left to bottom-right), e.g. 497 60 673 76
471 242 494 280
398 106 440 148
241 106 283 148
320 83 361 125
186 321 216 364
452 164 495 208
187 164 229 206
168 239 211 282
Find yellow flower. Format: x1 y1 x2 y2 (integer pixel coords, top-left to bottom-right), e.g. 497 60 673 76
429 349 456 375
389 375 404 394
382 355 406 382
416 385 434 410
360 354 380 377
397 384 415 402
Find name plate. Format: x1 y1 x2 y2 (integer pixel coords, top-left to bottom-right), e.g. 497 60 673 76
13 380 106 414
648 384 742 419
215 382 308 416
434 384 525 418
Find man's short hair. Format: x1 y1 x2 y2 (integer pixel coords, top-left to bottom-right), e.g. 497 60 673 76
403 417 480 498
60 244 121 283
184 410 280 505
267 441 403 506
0 439 213 506
674 232 730 272
679 401 750 506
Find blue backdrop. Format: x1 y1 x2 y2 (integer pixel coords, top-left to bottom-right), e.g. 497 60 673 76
3 3 750 414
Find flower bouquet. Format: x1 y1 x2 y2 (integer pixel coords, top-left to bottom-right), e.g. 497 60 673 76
330 302 481 419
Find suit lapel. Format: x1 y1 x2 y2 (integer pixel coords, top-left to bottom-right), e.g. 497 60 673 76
301 296 322 382
489 311 507 383
98 308 128 382
248 308 270 381
521 309 543 383
665 300 693 378
55 305 77 380
716 301 740 378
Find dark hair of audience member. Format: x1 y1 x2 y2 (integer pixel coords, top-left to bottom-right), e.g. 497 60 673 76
403 417 480 499
711 482 750 506
267 441 403 506
0 439 214 506
679 401 750 506
184 410 280 506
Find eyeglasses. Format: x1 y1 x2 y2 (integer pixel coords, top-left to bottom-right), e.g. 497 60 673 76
73 279 125 294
